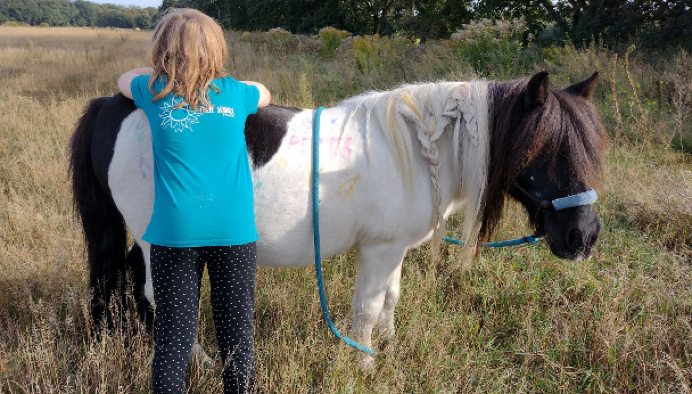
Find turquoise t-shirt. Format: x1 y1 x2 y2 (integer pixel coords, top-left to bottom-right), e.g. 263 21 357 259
131 75 260 247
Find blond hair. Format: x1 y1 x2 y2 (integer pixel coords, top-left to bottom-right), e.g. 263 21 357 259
147 8 227 110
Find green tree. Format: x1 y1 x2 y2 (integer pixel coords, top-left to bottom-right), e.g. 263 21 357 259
641 0 692 52
399 0 473 39
342 0 404 35
97 5 133 28
74 0 98 26
218 0 250 30
0 0 43 24
469 0 689 51
39 0 73 26
551 0 689 51
288 0 347 34
132 12 150 28
474 0 551 39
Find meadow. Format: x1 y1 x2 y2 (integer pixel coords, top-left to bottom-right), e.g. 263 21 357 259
1 25 691 393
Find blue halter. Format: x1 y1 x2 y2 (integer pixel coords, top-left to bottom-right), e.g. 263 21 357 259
552 189 598 211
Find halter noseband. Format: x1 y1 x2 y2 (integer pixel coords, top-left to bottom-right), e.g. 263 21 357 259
511 183 598 240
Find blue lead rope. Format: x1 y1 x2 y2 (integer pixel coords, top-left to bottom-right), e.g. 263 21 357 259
312 107 376 355
443 187 598 247
443 234 541 248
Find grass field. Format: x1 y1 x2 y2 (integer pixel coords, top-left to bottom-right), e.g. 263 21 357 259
1 26 691 393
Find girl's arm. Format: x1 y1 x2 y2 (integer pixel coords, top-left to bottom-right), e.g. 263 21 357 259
117 67 154 99
241 81 271 108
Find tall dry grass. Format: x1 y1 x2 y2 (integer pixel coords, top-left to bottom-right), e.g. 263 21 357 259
1 25 691 393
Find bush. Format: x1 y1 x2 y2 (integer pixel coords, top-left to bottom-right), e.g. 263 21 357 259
667 50 692 154
452 18 536 79
319 26 350 58
344 34 411 74
266 27 294 52
268 27 292 41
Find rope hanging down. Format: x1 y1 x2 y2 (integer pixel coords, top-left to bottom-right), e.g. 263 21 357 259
312 107 376 355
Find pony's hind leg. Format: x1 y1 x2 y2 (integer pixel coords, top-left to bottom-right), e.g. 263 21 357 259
351 243 407 351
137 241 154 308
125 243 155 332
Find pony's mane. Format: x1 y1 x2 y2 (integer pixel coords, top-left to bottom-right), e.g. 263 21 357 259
481 78 607 242
339 81 491 250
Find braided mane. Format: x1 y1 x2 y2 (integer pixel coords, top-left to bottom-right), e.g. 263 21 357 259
339 82 491 255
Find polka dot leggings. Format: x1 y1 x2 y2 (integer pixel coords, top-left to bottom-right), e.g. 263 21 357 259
150 243 257 394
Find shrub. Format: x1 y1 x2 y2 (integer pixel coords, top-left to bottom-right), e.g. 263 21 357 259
452 18 535 79
345 34 411 74
268 27 292 43
667 50 692 154
237 28 305 55
319 26 351 58
267 27 295 52
451 17 531 44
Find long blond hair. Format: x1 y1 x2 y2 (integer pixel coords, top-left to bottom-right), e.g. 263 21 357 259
147 8 227 110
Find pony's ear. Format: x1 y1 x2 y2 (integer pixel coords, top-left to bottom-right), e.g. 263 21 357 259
526 71 550 108
565 72 599 100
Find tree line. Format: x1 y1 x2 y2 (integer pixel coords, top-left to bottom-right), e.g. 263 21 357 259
160 0 692 51
1 0 689 52
0 0 158 29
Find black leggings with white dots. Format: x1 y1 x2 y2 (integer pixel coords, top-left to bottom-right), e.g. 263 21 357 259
150 243 257 394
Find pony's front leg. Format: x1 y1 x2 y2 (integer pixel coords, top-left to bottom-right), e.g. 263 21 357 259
376 262 403 339
351 243 406 353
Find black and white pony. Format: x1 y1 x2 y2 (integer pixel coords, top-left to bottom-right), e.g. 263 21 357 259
70 71 606 354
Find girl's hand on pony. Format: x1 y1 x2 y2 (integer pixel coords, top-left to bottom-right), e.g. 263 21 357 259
117 67 154 99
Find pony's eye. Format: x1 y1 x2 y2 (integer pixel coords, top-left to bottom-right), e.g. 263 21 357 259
529 176 535 181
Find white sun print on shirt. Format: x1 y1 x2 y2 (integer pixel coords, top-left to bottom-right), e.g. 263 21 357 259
160 97 201 132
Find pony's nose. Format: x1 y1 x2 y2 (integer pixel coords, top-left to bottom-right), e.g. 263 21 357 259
567 228 586 251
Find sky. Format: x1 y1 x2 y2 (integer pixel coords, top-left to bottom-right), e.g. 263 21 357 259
89 0 163 9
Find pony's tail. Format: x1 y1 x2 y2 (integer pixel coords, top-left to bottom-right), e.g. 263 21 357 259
69 98 132 334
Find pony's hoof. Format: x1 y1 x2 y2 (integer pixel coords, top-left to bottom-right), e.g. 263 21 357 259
359 355 375 370
192 343 216 368
381 327 396 340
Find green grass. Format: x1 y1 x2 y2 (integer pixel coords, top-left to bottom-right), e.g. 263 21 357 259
0 26 691 393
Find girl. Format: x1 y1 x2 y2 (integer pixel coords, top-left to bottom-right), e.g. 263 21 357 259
117 8 270 394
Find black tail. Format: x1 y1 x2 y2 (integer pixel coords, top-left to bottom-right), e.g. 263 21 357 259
69 97 152 333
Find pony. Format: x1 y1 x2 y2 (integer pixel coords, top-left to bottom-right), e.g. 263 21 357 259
69 71 606 354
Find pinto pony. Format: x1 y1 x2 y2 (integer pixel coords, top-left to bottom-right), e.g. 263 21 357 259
70 72 606 352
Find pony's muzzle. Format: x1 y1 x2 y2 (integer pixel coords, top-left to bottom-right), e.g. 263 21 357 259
564 211 602 260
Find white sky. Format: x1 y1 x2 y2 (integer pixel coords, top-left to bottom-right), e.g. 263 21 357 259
88 0 162 9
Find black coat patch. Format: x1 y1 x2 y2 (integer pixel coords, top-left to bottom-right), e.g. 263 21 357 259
91 94 138 193
245 104 302 168
92 99 300 188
